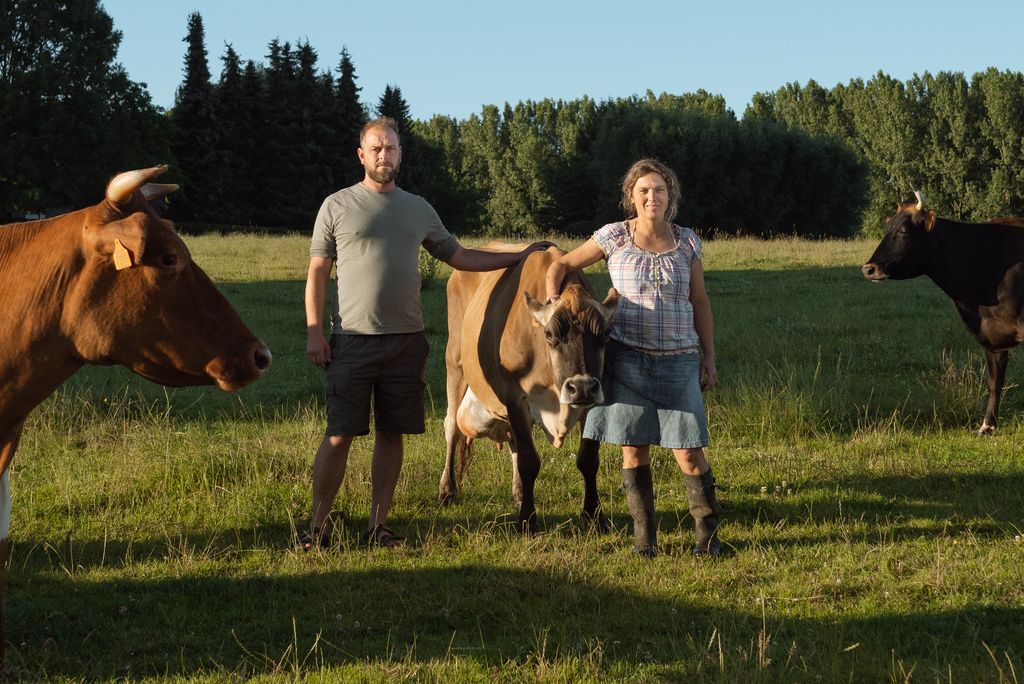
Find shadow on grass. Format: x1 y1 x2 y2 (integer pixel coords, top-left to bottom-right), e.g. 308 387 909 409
7 560 1023 680
7 467 1024 678
724 471 1024 540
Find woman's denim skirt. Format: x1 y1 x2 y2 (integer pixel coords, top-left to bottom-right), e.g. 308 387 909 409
583 340 709 449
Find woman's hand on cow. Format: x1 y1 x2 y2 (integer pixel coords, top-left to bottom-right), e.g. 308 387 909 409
307 329 332 368
699 356 717 391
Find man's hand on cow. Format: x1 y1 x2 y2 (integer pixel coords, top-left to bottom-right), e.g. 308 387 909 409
522 241 557 258
700 358 717 392
307 329 332 368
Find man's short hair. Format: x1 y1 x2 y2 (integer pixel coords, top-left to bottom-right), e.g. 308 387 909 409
360 116 401 146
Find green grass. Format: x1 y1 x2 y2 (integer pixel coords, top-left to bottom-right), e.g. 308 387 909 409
7 234 1024 682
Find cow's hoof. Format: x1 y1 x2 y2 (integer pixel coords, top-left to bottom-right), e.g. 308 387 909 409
692 539 721 558
977 423 996 436
633 545 658 558
438 492 457 506
580 510 611 534
519 517 538 535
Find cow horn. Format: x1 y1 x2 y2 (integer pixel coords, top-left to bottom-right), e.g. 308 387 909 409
141 183 179 201
106 165 170 206
913 189 925 211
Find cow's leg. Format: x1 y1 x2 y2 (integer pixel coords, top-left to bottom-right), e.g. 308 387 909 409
576 437 609 532
440 347 468 503
439 412 463 504
0 421 25 664
508 407 540 534
980 348 1009 435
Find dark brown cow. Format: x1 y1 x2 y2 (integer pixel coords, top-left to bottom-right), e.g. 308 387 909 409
439 246 618 531
992 216 1024 228
863 193 1024 434
0 166 271 659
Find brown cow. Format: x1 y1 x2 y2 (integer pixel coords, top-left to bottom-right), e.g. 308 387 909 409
0 166 271 659
439 246 618 532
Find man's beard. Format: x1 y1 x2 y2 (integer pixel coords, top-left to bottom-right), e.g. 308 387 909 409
367 162 398 184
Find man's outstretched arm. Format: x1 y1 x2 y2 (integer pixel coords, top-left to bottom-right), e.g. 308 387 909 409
445 241 555 272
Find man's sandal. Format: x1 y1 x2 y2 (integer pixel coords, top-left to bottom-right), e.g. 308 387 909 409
362 524 404 548
296 527 330 552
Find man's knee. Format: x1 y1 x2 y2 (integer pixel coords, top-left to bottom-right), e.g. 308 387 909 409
323 434 355 451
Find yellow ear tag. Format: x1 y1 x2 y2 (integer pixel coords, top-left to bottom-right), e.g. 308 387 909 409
113 239 134 270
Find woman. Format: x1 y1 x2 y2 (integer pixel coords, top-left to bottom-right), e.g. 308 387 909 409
546 158 721 556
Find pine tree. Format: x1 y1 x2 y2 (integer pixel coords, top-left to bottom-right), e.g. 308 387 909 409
333 47 366 187
239 59 269 225
211 44 252 224
258 39 300 227
292 41 335 227
377 84 419 191
171 12 219 223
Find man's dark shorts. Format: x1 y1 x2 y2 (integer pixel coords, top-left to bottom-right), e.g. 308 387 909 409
325 332 430 437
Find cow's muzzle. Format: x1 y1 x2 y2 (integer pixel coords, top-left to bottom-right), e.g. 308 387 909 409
861 263 887 281
560 375 603 407
207 339 272 391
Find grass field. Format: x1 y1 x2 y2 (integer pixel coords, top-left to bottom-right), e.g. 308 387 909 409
7 234 1024 682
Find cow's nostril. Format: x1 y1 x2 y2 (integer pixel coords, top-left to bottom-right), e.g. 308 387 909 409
254 345 272 371
862 264 875 277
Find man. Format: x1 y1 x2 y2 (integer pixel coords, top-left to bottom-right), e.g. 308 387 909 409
301 116 550 549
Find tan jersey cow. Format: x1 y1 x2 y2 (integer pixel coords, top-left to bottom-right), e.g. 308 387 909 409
440 246 618 532
0 166 271 659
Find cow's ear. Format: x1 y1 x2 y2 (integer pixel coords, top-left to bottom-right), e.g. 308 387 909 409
524 292 552 327
88 215 147 270
924 210 937 232
601 288 620 322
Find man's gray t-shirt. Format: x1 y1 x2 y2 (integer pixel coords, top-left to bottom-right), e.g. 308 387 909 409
310 183 459 335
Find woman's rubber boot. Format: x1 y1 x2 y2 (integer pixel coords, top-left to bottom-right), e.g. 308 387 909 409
622 465 657 557
684 468 721 556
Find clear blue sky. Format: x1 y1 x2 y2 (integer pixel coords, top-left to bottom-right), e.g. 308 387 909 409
101 0 1023 121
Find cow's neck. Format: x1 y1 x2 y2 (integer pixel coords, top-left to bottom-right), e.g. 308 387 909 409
925 219 1009 306
0 214 88 433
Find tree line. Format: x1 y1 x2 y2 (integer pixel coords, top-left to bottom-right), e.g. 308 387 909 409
3 2 1022 238
746 70 1024 234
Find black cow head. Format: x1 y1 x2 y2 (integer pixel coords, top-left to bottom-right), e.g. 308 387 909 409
524 283 619 408
862 193 937 281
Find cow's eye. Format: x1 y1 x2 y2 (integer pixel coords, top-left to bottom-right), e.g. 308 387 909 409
543 329 558 347
161 253 178 268
896 226 908 237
